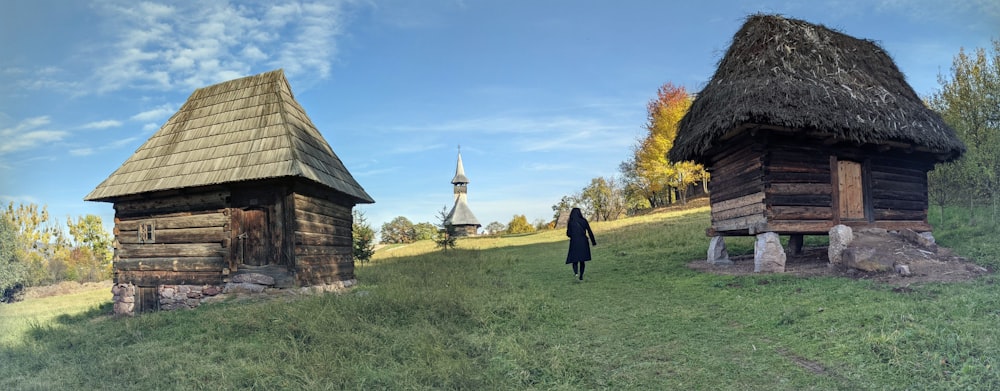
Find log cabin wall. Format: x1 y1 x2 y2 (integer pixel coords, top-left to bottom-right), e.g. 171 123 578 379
707 133 935 235
759 141 836 234
453 225 478 236
706 137 766 234
112 190 231 294
291 183 355 286
866 153 932 231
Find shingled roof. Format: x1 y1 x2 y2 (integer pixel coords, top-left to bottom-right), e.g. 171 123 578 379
446 193 481 227
451 150 470 185
669 14 965 165
85 69 373 204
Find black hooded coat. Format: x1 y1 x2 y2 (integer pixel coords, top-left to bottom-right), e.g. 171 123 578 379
565 209 596 264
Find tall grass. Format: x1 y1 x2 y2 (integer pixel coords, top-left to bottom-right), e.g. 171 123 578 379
2 206 1000 389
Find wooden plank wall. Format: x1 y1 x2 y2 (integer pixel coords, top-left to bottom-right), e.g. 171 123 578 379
113 191 230 287
292 193 354 285
868 155 931 222
707 140 766 234
761 144 835 234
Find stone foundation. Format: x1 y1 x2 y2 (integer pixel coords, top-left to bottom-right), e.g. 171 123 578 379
111 283 136 316
111 277 357 316
158 284 224 310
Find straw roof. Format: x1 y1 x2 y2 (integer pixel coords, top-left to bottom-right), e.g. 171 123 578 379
85 69 373 203
669 14 965 165
446 193 481 227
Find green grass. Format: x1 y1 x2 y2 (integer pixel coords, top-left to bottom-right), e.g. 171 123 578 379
3 206 1000 389
0 285 109 346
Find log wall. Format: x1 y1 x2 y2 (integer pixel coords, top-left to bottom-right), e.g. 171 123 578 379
292 192 354 285
707 139 766 234
759 143 835 234
113 191 231 292
706 135 934 235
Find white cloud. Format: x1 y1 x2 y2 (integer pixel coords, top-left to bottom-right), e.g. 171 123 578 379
89 1 359 94
0 194 41 205
80 120 123 129
525 163 572 171
68 135 141 158
131 104 176 122
142 123 160 132
0 116 68 155
70 148 95 156
386 115 630 153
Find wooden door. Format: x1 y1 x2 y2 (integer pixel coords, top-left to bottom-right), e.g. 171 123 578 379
238 208 269 266
837 160 865 220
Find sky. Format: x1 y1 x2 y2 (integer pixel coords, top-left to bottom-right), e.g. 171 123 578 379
1 0 998 237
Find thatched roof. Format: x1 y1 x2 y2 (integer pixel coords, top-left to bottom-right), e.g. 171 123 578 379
85 69 373 203
669 14 965 165
446 193 481 227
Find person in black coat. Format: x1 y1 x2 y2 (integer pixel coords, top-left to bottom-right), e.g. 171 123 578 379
565 207 597 280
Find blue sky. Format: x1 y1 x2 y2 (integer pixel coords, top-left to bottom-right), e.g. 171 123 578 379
1 0 997 235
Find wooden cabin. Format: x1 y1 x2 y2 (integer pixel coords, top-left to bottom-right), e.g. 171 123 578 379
85 70 374 312
668 15 964 247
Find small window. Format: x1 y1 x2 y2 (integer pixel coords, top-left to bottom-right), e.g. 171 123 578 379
138 221 155 243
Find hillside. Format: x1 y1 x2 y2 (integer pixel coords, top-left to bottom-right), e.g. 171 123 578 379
2 207 999 389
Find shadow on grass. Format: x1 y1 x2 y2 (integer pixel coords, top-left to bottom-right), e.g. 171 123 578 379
12 207 998 389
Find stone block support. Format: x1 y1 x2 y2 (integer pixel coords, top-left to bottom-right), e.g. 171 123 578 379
754 232 786 273
707 236 732 265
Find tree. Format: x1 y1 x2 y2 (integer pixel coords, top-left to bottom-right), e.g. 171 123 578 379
352 210 376 265
505 215 535 234
380 216 416 244
484 221 505 235
625 83 709 208
579 176 627 221
67 215 112 261
551 195 580 221
413 222 438 241
929 38 1000 223
65 214 113 282
617 159 653 213
434 207 457 251
0 218 27 303
3 202 61 285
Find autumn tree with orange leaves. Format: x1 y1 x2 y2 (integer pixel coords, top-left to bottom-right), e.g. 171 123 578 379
620 83 708 207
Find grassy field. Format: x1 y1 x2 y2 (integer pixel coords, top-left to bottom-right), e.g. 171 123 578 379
2 206 1000 389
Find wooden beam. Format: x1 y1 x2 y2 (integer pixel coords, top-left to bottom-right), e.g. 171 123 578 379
115 257 227 272
295 232 352 247
711 203 765 221
118 227 227 245
117 213 228 230
118 243 226 258
711 192 765 212
116 270 224 286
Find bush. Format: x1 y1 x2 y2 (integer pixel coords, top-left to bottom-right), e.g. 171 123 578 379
505 215 534 234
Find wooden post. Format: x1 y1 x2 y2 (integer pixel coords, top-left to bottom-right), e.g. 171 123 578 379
788 234 804 256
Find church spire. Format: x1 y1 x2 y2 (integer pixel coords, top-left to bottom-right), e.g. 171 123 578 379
446 145 480 236
451 145 469 185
